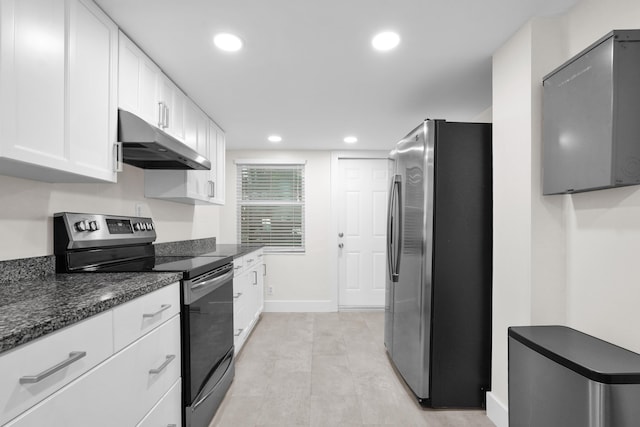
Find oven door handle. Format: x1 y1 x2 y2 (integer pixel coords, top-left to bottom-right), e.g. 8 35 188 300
186 269 234 304
191 269 233 292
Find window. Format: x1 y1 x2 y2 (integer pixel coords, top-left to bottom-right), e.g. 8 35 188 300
236 162 305 252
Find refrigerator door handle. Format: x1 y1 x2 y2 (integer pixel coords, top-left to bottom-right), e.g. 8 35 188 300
393 176 402 282
386 177 395 281
387 175 402 282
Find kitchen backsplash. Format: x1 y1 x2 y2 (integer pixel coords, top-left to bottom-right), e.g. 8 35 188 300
154 237 217 256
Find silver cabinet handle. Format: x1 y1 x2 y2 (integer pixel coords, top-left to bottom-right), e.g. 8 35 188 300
167 425 177 427
247 258 254 263
158 102 164 128
149 354 176 374
114 142 123 173
164 104 169 129
19 351 87 384
253 270 258 285
142 304 171 318
234 329 244 337
263 263 267 276
233 292 243 299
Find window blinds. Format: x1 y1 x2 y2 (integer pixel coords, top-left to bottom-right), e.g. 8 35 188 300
237 163 305 252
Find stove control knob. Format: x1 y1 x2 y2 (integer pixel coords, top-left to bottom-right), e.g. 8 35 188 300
146 222 153 230
75 221 87 232
89 221 99 231
134 223 142 231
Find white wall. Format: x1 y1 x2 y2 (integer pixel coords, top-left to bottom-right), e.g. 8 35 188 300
489 0 640 425
0 165 221 260
220 150 334 311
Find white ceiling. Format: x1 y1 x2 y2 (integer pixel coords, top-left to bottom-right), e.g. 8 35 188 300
95 0 578 151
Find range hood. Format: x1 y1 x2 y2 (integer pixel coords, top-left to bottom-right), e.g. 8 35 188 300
118 109 211 170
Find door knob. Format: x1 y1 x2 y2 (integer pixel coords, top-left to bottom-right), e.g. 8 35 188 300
338 243 344 248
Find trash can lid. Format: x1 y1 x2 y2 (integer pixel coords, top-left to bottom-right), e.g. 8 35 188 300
509 326 640 384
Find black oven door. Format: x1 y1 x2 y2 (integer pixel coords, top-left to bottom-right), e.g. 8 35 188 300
182 264 234 424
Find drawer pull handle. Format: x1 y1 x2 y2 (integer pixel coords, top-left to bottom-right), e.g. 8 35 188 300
142 304 172 318
233 292 243 299
149 354 176 374
167 425 177 427
19 351 87 384
234 329 244 337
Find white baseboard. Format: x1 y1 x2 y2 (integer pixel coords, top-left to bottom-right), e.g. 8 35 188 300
486 392 508 427
263 299 335 312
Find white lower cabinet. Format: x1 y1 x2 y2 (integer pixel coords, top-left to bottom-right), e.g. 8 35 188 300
233 249 264 353
137 378 182 427
0 283 182 427
0 311 113 426
5 316 180 427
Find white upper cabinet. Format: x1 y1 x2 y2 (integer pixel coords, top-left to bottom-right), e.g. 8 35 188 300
118 31 161 127
144 117 225 205
67 0 119 182
158 77 185 141
209 120 226 205
0 0 119 183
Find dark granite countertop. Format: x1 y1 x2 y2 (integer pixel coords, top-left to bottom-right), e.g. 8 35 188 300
0 238 261 355
0 271 181 355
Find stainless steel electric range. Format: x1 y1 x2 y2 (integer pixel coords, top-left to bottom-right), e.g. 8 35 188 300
54 212 234 427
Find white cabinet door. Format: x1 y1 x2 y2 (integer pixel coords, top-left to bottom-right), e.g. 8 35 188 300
209 121 226 205
0 0 65 175
118 31 161 127
157 76 185 141
136 378 182 427
232 250 264 354
182 99 199 152
67 0 118 182
0 0 117 183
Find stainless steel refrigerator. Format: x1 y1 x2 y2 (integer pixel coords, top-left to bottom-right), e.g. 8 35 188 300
384 119 492 408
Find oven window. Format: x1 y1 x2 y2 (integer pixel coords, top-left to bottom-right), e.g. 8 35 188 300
186 278 234 400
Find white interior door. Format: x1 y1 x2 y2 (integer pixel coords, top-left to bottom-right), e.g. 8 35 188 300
338 158 389 308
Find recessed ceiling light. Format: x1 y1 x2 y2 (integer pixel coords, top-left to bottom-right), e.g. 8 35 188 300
268 135 282 143
344 136 358 144
372 31 400 51
213 33 243 52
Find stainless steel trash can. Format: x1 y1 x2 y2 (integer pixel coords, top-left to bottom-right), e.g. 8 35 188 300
508 326 640 427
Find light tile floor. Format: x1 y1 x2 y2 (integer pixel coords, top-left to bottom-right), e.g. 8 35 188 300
210 312 495 427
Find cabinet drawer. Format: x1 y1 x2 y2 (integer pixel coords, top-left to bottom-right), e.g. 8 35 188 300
5 316 181 427
0 310 113 426
233 256 245 275
113 282 180 351
137 377 182 427
244 249 262 269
